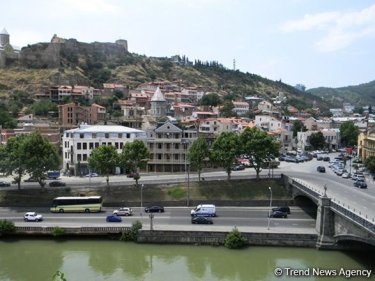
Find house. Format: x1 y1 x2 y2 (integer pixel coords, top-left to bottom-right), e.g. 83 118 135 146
58 102 106 127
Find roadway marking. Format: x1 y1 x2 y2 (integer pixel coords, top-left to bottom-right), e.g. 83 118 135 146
292 223 298 226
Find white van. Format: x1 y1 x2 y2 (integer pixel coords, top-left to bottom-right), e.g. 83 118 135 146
191 204 216 217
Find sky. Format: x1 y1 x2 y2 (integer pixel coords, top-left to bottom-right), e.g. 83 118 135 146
2 0 375 90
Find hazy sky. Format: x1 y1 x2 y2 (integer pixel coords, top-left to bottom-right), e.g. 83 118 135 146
2 0 375 89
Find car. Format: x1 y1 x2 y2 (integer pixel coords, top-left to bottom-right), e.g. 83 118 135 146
268 210 288 218
24 177 38 182
342 172 351 178
354 179 367 189
285 156 299 163
317 166 325 173
145 206 164 213
126 173 135 178
232 164 245 171
272 206 291 214
323 156 330 162
113 207 133 216
317 156 323 161
0 181 11 187
24 212 43 222
191 216 213 224
49 181 66 187
86 173 99 177
106 214 122 222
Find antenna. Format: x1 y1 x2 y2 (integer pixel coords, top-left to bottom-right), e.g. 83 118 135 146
233 59 236 71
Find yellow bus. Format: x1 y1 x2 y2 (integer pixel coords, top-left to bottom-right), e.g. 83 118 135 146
50 196 102 213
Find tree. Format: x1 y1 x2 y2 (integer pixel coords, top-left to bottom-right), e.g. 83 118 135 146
340 121 360 147
364 156 375 174
88 144 119 188
187 137 210 182
224 226 247 249
22 131 61 190
309 132 326 150
220 100 236 118
0 134 28 190
120 140 150 187
240 127 279 179
210 132 240 180
199 93 221 109
0 106 17 129
292 120 307 137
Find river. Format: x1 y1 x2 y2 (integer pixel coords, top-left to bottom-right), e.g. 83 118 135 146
0 237 373 281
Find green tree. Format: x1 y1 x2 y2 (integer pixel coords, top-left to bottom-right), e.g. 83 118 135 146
88 144 119 188
0 106 17 129
0 134 28 190
120 140 150 187
240 127 279 179
210 132 240 180
340 121 360 147
224 226 247 249
292 120 307 137
0 219 15 236
220 100 236 118
199 93 221 109
309 131 326 150
22 131 61 190
364 156 375 174
32 100 58 116
187 137 210 182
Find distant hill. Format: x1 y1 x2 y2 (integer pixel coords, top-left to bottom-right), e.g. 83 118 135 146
0 36 341 112
307 81 375 108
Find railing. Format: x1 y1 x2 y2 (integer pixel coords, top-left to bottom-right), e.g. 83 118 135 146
15 226 130 234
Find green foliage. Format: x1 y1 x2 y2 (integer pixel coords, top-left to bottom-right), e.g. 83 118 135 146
340 121 360 147
32 99 58 116
364 156 375 173
120 220 143 242
51 226 66 237
0 219 15 235
120 140 150 186
88 144 120 188
187 137 210 181
224 226 247 249
0 107 17 128
199 93 221 108
220 100 236 118
52 271 67 281
240 127 279 179
22 131 61 189
168 186 185 199
292 120 307 137
309 131 326 149
210 132 240 180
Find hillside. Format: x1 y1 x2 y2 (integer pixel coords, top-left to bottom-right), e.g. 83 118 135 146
307 80 375 108
0 37 333 111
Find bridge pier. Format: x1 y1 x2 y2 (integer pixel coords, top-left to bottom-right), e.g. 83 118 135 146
316 195 335 250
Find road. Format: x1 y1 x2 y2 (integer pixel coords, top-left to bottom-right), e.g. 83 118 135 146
0 206 316 233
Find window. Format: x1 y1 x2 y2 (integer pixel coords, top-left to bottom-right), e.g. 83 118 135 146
80 133 84 139
83 143 87 149
77 154 82 161
95 142 99 148
92 133 96 139
118 133 122 138
158 143 162 149
83 154 87 161
77 143 81 150
105 133 109 138
89 142 94 149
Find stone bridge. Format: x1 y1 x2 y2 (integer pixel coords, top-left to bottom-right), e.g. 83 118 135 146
284 174 375 250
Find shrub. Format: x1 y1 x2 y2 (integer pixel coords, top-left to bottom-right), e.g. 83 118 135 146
224 226 247 249
120 220 142 242
0 219 15 235
168 186 185 199
51 226 66 237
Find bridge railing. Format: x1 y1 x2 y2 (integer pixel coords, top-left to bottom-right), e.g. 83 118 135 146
330 201 375 234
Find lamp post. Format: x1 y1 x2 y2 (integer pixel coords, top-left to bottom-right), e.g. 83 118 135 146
267 186 272 230
141 184 144 223
323 182 327 197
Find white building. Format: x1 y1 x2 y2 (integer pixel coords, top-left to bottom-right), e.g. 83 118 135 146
254 115 282 131
62 124 147 175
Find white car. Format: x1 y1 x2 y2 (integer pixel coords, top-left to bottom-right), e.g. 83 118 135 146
86 173 99 177
113 207 133 216
24 212 43 222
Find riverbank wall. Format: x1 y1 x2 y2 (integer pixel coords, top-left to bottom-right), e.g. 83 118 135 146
11 226 318 248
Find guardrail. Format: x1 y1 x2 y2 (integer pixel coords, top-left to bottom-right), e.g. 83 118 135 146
15 226 130 235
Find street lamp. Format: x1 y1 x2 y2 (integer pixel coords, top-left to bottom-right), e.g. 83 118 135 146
141 184 144 223
267 186 272 230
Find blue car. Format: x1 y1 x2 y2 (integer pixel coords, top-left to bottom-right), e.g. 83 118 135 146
106 214 122 222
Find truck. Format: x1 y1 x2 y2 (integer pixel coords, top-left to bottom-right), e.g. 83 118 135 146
190 204 216 217
262 160 280 169
46 171 60 179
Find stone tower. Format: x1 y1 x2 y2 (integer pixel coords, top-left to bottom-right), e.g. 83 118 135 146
150 87 167 118
0 28 20 68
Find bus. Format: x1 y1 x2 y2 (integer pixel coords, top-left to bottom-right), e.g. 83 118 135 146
50 196 102 213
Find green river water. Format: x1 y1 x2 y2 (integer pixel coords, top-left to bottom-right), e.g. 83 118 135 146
0 237 373 281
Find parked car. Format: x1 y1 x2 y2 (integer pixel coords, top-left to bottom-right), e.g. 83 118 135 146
317 166 325 173
126 173 135 178
191 216 213 224
24 212 43 222
232 164 245 171
342 172 351 179
354 179 367 189
317 156 323 161
24 177 38 182
323 156 330 162
113 207 133 216
86 173 99 177
272 206 291 214
106 214 122 222
49 181 66 187
0 181 11 187
268 210 288 218
285 156 299 163
145 206 165 213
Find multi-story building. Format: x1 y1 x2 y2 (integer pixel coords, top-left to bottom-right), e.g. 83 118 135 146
254 115 282 131
297 129 340 151
59 102 106 127
232 101 249 116
62 124 147 175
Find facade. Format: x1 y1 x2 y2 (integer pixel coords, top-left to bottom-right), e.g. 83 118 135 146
59 102 106 127
62 124 147 175
297 129 340 151
232 101 249 116
358 128 375 163
269 127 294 153
198 118 232 135
0 28 20 68
255 115 282 131
150 87 167 118
304 117 332 131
